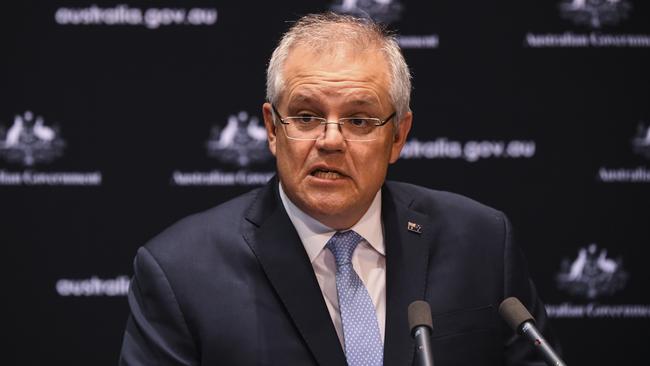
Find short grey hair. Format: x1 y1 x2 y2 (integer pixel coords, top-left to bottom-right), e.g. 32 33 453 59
266 12 412 125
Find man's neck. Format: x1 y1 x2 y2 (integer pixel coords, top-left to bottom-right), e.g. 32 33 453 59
278 181 385 262
278 182 380 231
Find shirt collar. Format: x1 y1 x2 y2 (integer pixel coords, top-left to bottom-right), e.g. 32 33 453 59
278 182 385 263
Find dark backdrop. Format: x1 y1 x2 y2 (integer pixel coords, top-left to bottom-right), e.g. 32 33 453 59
2 1 649 364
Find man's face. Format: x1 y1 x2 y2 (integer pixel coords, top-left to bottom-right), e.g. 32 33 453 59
263 44 412 230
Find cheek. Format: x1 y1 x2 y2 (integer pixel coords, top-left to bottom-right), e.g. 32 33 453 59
351 145 390 175
276 141 311 175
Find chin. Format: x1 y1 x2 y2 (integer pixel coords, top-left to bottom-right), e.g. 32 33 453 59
305 197 348 216
301 191 344 210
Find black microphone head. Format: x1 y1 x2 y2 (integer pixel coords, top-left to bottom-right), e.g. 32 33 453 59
499 297 535 333
408 300 433 336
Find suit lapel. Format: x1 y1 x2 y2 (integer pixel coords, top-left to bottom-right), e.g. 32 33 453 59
242 180 347 366
382 185 434 366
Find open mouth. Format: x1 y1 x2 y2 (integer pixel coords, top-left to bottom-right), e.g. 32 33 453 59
310 168 344 180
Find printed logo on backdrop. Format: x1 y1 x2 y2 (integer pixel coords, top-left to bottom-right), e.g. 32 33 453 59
556 243 628 299
559 0 631 29
330 0 403 24
56 276 130 297
328 0 439 49
400 138 536 162
54 5 217 29
0 111 101 186
598 121 650 183
525 0 650 48
171 111 274 186
547 244 650 319
631 121 650 159
0 111 65 166
206 111 269 167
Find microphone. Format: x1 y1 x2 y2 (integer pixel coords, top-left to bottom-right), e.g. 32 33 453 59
408 300 435 366
499 297 567 366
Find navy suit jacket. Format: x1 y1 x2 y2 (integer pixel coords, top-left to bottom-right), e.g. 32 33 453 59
119 179 556 365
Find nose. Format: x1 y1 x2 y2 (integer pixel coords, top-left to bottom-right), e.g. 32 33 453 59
316 121 346 151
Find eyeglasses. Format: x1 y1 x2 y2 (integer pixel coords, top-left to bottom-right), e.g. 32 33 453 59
271 104 396 142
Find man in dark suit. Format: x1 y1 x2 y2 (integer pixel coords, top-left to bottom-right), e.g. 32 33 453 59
120 13 556 366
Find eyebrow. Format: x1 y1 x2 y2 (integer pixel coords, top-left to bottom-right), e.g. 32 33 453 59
286 93 315 105
348 98 376 106
287 94 379 107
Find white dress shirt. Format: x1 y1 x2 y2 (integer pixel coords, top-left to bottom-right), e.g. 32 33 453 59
278 183 386 347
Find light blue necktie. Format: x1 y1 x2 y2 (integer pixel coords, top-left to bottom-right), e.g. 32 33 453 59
326 231 383 366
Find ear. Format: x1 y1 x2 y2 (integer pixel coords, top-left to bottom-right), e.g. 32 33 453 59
389 111 412 164
262 102 278 156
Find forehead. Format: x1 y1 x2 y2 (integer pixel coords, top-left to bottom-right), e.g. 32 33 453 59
280 44 391 108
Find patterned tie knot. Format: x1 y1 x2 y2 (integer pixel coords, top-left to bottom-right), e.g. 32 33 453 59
326 230 364 268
